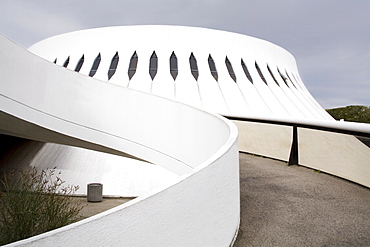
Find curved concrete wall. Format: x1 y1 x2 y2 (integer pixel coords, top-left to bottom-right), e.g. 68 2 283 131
0 138 179 197
29 25 332 120
2 24 369 245
0 33 240 246
33 25 364 189
1 33 233 175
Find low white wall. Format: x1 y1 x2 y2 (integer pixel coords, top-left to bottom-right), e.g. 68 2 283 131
0 35 240 246
9 139 240 247
299 128 370 188
234 121 292 161
235 120 370 188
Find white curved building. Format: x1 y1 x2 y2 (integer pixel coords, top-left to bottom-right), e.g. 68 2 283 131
0 25 369 246
29 25 370 187
29 25 331 120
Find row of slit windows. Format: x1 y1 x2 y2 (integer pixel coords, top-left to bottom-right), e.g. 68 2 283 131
55 52 298 88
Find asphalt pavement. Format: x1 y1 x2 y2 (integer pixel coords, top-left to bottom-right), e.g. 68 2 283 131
234 153 370 246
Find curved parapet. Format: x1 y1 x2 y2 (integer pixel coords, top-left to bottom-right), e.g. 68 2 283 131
0 33 240 246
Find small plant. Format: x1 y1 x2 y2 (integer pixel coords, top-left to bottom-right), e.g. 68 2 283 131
0 167 83 245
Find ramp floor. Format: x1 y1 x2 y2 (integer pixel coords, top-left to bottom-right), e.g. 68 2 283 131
234 153 370 246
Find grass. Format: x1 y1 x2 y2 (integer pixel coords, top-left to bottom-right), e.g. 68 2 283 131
0 167 84 245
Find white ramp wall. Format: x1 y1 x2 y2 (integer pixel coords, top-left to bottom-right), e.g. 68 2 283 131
0 35 240 246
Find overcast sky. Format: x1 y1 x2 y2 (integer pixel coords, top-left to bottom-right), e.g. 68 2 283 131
1 0 369 109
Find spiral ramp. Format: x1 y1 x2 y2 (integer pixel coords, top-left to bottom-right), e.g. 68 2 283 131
0 34 240 246
26 26 370 189
1 25 370 246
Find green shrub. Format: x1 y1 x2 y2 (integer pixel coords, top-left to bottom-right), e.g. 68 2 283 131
326 105 370 123
0 167 83 245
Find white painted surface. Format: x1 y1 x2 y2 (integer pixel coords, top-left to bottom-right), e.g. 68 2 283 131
9 143 239 247
2 24 369 245
29 25 332 120
0 141 179 197
0 34 240 246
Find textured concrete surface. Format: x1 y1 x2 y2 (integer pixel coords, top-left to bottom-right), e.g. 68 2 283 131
234 153 370 246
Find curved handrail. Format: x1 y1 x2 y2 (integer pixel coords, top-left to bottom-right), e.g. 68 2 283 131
225 114 370 188
224 114 370 138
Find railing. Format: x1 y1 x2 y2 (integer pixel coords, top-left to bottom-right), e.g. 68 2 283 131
225 114 370 188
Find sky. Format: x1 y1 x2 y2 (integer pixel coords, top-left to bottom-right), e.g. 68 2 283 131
0 0 369 109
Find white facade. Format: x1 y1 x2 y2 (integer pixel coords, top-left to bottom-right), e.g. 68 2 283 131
1 25 369 246
30 26 370 189
29 25 332 120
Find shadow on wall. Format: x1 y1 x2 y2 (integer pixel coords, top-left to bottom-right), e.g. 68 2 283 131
0 135 45 172
356 136 370 148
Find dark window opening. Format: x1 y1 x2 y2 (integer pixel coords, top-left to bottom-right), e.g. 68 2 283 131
292 73 299 84
208 54 218 81
285 70 297 89
292 73 304 90
75 55 84 72
255 62 267 85
89 53 101 77
108 52 119 80
241 59 253 83
169 51 178 80
277 67 289 87
189 53 199 81
63 56 70 68
53 58 57 64
149 51 158 80
128 51 138 80
225 56 236 82
267 65 279 86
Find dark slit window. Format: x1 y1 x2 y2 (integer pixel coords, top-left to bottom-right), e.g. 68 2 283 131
225 56 236 82
241 59 253 83
255 62 267 85
89 53 101 77
53 58 57 64
285 70 297 89
189 52 199 81
128 51 138 80
63 56 70 68
108 52 119 80
267 65 279 86
170 51 178 80
208 54 218 81
277 67 289 87
75 55 84 72
292 73 300 85
149 51 157 80
293 73 304 90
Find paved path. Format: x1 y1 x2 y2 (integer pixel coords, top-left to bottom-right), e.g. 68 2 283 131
234 153 370 246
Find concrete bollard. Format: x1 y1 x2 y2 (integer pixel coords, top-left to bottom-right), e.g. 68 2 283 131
87 183 103 202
